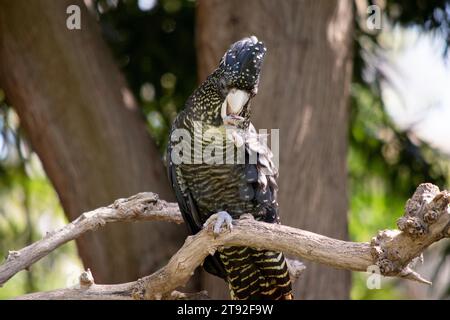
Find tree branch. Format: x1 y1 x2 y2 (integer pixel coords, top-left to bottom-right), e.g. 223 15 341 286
3 183 450 300
15 269 210 300
0 192 182 286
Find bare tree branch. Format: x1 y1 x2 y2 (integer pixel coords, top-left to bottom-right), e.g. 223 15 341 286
3 183 450 300
0 192 182 286
15 269 209 300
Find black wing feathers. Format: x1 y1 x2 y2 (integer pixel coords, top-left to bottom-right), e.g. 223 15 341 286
167 149 227 279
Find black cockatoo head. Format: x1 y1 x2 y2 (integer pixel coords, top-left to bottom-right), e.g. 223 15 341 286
213 36 267 128
219 36 267 126
219 35 266 93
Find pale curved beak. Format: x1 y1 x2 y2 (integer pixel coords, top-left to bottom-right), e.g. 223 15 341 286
221 88 250 121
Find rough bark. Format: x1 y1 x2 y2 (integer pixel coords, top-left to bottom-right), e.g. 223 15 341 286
0 192 183 286
0 190 306 289
0 0 185 284
5 183 449 300
196 0 353 298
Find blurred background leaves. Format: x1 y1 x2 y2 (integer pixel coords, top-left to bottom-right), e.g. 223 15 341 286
0 96 81 299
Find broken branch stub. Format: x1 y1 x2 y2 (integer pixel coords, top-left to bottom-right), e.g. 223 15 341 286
371 183 450 284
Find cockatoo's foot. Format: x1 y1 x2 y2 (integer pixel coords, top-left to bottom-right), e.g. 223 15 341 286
213 211 233 236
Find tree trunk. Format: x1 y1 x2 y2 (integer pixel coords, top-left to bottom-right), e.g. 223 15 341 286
196 0 353 299
0 0 187 284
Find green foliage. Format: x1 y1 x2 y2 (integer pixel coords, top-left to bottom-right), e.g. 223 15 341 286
351 273 405 300
384 0 450 31
96 0 196 153
350 0 450 298
0 174 81 299
0 105 82 299
348 83 450 299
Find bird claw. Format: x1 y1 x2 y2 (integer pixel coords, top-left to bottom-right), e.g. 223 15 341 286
213 211 233 236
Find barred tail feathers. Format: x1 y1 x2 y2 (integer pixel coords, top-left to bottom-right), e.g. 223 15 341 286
219 247 293 300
